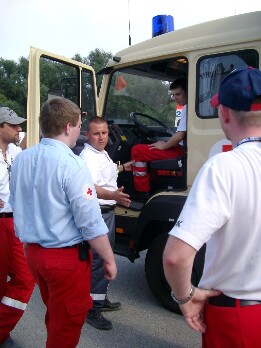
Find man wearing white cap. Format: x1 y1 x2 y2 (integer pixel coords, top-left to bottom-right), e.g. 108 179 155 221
0 107 35 348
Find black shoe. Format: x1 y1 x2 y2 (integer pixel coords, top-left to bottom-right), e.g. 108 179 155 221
86 309 112 330
101 297 122 312
0 337 22 348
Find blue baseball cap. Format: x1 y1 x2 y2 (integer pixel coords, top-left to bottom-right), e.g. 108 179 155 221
211 66 261 111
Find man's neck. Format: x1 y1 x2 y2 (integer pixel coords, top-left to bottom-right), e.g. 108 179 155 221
0 141 8 157
231 130 261 148
87 142 104 152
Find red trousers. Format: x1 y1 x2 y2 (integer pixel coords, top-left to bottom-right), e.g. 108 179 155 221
0 216 35 343
26 244 93 348
203 302 261 348
131 144 184 192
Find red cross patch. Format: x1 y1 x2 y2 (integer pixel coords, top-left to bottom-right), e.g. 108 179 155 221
83 184 94 200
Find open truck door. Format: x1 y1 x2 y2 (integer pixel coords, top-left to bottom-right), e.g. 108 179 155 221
27 46 99 148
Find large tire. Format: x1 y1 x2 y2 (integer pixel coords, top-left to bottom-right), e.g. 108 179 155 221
145 234 205 313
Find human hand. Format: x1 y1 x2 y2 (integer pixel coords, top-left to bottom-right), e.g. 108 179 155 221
0 199 4 208
103 260 117 280
148 141 166 150
23 243 28 256
123 160 134 171
114 186 131 207
179 287 222 333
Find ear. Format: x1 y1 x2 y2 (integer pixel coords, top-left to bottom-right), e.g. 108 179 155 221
65 123 71 135
219 105 230 124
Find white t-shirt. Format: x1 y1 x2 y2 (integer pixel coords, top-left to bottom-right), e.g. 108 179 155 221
177 104 187 146
169 141 261 300
79 143 118 206
0 143 21 213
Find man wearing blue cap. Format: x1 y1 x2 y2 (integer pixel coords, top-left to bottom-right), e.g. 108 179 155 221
163 66 261 347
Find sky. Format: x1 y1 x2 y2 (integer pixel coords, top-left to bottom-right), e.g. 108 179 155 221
1 0 261 62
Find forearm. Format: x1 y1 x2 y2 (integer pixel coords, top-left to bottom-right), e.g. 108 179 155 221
164 131 185 149
88 234 115 263
165 259 193 299
163 236 196 299
95 185 115 201
95 185 130 206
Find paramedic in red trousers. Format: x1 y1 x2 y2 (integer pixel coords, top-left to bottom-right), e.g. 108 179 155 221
80 116 133 330
163 67 261 348
131 78 187 194
9 98 117 348
0 107 35 348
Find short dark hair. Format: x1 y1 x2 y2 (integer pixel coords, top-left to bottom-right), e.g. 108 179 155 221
86 116 107 132
170 78 187 94
39 98 80 137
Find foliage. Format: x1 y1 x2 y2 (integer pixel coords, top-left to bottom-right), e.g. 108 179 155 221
0 57 28 116
0 49 176 131
72 48 112 91
0 49 113 121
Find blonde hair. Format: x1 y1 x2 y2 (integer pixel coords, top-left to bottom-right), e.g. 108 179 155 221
233 96 261 127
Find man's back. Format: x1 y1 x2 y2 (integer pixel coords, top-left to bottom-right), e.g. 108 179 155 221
192 141 261 297
10 138 105 247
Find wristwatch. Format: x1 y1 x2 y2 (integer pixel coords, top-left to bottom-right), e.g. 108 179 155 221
171 285 195 305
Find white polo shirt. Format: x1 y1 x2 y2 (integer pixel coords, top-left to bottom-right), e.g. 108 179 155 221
0 143 21 213
169 141 261 300
79 143 118 206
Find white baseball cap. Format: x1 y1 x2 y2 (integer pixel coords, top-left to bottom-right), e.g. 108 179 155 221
0 107 26 125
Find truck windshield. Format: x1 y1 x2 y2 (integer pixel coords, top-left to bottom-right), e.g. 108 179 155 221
104 57 188 129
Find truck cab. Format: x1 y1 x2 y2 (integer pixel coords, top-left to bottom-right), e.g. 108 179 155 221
27 11 261 312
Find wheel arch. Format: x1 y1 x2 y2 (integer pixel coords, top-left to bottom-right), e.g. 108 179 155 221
132 193 187 253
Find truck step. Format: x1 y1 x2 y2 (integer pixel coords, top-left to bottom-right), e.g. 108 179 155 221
129 200 144 211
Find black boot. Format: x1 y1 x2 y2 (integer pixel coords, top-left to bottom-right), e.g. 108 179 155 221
0 337 22 348
86 309 112 330
101 297 122 312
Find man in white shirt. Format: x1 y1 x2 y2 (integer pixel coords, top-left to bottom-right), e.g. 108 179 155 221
0 107 35 348
131 78 187 194
163 67 261 347
80 116 133 330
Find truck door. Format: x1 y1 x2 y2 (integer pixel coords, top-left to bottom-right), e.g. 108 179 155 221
27 46 99 149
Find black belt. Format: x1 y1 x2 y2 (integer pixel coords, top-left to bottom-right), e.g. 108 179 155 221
208 294 261 307
0 212 13 218
100 205 116 213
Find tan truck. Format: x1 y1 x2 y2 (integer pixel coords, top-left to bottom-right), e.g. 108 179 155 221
27 11 261 312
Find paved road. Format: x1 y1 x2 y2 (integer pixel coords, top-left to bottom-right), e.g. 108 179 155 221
12 252 201 348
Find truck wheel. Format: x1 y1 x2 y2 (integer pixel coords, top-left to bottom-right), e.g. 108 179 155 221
145 234 205 313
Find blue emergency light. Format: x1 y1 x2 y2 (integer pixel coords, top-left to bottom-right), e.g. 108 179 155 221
152 15 174 38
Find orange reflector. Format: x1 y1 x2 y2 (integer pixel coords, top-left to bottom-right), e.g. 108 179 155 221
129 240 135 248
116 227 124 234
157 170 182 177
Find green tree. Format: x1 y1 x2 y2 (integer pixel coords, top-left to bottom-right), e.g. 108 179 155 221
72 48 112 91
0 49 112 122
0 57 28 117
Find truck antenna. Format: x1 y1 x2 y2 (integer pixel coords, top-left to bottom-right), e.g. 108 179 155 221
128 0 132 46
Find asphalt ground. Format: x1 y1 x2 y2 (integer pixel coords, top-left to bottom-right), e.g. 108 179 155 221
12 252 201 348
